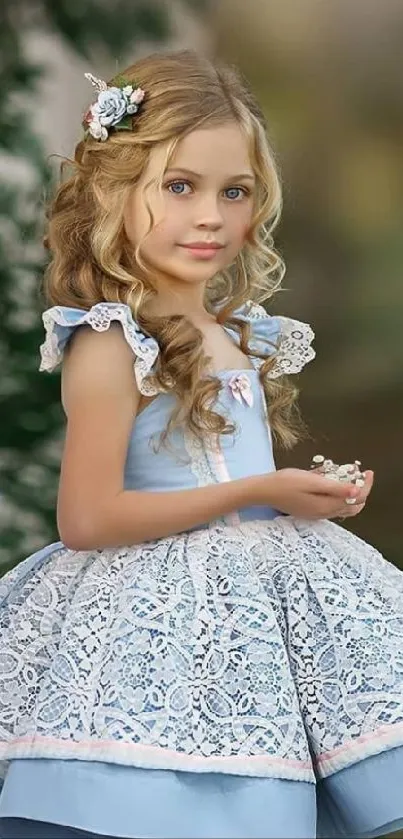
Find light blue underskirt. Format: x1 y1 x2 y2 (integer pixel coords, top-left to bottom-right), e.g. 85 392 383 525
0 746 403 838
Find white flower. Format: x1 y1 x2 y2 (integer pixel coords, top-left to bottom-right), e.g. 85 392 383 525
83 73 145 141
88 119 108 142
92 87 128 127
84 72 107 92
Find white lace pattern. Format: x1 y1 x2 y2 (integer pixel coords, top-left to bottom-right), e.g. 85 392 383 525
0 517 403 782
39 301 316 393
244 301 316 378
39 303 160 396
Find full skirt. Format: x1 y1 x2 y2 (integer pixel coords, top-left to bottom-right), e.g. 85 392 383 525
0 515 402 838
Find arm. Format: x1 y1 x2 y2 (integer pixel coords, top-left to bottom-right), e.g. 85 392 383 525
58 323 270 551
84 477 265 550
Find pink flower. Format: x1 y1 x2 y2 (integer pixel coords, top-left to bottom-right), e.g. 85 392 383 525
83 107 93 125
130 87 145 105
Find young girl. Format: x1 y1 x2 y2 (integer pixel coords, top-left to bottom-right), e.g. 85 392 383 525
0 48 402 839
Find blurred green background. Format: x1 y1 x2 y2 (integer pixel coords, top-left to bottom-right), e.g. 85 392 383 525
0 0 402 581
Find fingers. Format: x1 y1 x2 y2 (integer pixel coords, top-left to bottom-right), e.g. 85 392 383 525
337 501 366 519
346 471 374 505
313 476 359 500
361 470 374 498
312 468 374 502
337 472 374 519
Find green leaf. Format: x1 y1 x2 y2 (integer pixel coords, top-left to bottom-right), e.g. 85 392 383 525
114 115 133 131
114 74 133 89
0 0 177 571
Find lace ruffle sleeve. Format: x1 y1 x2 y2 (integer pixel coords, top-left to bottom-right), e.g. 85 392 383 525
232 300 316 378
39 301 160 396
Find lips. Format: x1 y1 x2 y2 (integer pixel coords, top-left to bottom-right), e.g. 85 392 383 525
179 242 224 250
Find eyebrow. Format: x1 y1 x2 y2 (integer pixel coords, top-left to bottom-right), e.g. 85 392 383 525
164 167 255 182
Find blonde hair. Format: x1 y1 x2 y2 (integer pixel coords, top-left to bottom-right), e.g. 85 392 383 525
42 48 309 451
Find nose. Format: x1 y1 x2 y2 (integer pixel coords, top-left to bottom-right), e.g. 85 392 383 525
194 193 224 230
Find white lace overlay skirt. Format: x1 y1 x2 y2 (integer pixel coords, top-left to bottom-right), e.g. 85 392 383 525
0 515 402 786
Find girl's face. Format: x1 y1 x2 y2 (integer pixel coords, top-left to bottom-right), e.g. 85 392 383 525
124 122 255 292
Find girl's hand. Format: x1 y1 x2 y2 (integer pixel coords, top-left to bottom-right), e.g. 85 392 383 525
256 468 374 521
310 466 374 520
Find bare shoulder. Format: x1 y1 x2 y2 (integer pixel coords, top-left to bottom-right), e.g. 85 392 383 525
57 322 141 549
61 321 140 417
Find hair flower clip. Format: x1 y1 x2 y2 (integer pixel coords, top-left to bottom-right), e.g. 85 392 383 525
82 72 145 142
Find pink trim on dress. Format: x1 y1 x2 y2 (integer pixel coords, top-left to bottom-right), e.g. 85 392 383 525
0 733 314 781
209 441 242 526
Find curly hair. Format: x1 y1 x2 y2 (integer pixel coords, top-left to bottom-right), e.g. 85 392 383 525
42 48 309 452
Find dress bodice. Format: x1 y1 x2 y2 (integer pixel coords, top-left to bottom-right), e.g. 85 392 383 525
123 368 278 526
39 299 316 528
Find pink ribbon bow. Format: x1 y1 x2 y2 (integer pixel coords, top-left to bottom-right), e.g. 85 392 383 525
228 373 254 407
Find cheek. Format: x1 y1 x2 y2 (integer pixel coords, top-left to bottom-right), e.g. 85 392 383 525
135 222 171 260
126 187 170 244
231 215 252 245
149 212 183 247
241 221 251 240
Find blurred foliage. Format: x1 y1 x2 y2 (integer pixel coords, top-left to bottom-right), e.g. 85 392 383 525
0 0 204 573
37 0 170 59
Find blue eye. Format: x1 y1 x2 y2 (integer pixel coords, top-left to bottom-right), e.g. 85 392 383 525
167 181 191 195
225 187 247 200
165 181 249 199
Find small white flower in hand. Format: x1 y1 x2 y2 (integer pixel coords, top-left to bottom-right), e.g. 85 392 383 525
309 454 368 508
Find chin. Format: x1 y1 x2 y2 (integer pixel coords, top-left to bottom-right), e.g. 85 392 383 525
178 267 218 283
154 260 219 285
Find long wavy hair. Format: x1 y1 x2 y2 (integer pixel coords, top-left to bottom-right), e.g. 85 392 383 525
42 48 309 452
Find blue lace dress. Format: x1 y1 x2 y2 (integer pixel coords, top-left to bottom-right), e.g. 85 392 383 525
0 301 402 839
